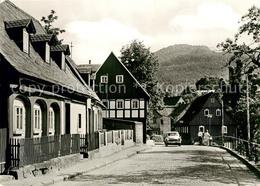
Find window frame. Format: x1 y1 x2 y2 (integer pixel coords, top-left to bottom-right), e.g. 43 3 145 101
216 109 221 116
116 99 124 109
204 109 209 116
131 99 139 109
45 42 50 63
116 75 124 84
48 107 55 134
100 75 108 84
22 28 29 54
78 113 82 129
33 104 42 134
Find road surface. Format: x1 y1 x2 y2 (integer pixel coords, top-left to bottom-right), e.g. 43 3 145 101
54 145 260 185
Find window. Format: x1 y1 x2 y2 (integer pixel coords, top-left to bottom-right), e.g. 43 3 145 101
78 114 82 129
210 98 215 103
140 100 145 109
23 29 29 54
222 125 227 134
48 107 55 133
216 109 221 116
45 43 50 63
33 104 42 133
131 99 139 109
161 119 164 125
116 100 124 109
199 125 205 133
110 100 115 109
204 109 209 116
125 100 130 109
13 99 26 136
100 75 108 83
116 75 124 83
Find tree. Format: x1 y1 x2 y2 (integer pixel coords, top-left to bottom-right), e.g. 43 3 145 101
120 40 164 123
195 76 223 91
218 6 260 140
41 10 65 45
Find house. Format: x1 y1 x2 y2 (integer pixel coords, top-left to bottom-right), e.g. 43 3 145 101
0 0 103 171
150 96 185 135
173 93 236 144
78 52 150 143
77 61 100 90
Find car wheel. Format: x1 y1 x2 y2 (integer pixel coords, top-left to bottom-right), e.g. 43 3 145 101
178 143 181 146
165 143 168 147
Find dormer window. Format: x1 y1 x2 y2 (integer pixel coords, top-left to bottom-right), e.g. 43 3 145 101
22 29 29 53
5 19 36 54
51 45 70 70
31 34 57 63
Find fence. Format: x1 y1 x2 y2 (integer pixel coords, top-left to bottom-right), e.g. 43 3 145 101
213 136 260 164
8 130 134 169
10 134 80 168
0 128 7 173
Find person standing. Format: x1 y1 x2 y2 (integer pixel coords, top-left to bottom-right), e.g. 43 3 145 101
204 130 211 146
198 129 203 145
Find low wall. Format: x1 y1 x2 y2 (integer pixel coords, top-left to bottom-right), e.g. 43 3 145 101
9 153 81 180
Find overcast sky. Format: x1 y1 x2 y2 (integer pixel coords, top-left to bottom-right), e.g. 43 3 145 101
11 0 260 65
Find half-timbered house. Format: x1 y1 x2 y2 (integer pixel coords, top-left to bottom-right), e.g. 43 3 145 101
78 52 150 143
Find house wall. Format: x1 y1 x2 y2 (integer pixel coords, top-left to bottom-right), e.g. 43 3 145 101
159 116 171 134
70 102 86 134
188 95 236 143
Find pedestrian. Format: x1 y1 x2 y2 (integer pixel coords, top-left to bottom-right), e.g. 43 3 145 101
203 130 211 146
198 129 203 145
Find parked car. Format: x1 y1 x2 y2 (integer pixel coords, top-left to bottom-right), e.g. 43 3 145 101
164 131 182 146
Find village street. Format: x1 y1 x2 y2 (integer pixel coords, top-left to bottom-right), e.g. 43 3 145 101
54 145 260 186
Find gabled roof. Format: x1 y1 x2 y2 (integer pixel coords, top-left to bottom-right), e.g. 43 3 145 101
0 0 100 101
77 64 101 74
5 18 36 33
164 96 183 106
175 93 213 125
96 52 150 98
31 34 57 44
51 44 70 55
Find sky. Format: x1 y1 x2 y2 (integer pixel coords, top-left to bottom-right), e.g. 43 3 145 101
11 0 260 65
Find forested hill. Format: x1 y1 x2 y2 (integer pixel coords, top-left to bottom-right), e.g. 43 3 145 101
154 44 229 87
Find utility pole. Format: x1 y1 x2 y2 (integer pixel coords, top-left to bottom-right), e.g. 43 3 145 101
70 42 74 59
221 96 224 145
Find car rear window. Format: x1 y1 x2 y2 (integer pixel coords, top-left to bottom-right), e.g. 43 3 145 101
168 133 178 136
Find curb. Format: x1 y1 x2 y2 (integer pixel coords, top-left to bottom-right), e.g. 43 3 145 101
220 146 260 178
43 146 149 185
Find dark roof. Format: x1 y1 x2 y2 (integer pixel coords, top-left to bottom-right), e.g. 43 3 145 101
164 96 182 106
51 45 70 55
5 18 36 33
31 34 57 44
0 0 100 101
175 93 213 125
97 52 150 98
77 64 101 74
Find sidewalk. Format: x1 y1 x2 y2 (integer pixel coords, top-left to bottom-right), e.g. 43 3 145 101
221 146 260 178
1 144 149 186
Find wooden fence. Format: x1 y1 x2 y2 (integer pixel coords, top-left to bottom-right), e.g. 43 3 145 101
8 130 133 169
10 134 80 168
0 128 7 173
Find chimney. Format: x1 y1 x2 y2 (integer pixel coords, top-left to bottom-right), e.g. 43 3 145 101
89 60 91 64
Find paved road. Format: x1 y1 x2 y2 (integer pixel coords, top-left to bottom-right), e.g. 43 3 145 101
55 145 260 185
